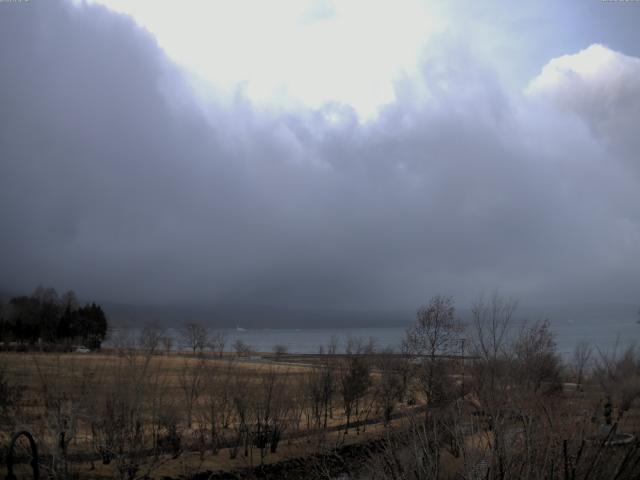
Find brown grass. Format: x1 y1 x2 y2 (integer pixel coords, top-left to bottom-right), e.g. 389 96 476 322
0 351 418 479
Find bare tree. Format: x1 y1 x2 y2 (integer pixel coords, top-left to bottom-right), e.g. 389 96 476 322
512 319 562 395
469 292 518 393
328 335 339 355
320 358 335 427
571 340 593 388
374 350 405 425
178 357 206 429
138 321 164 356
304 368 324 429
338 356 371 433
111 328 138 361
90 344 170 479
229 374 251 459
161 335 173 355
209 330 227 357
233 339 253 357
250 367 292 462
470 292 517 357
467 292 519 477
179 322 208 355
404 295 462 405
272 343 288 360
202 358 235 454
345 335 376 355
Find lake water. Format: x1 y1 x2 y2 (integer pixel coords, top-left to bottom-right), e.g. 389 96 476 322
108 317 640 357
224 318 640 357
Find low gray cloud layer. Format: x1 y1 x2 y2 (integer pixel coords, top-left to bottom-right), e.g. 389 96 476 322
1 1 639 310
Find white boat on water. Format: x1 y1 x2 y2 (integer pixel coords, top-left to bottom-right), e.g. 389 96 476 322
236 326 247 332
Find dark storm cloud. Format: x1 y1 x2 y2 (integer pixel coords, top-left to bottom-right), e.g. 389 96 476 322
0 0 638 310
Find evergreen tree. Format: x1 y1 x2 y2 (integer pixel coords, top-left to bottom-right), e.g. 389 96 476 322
0 287 108 349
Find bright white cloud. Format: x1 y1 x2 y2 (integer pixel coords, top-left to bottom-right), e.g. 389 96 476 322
83 0 441 119
527 44 640 172
527 44 640 126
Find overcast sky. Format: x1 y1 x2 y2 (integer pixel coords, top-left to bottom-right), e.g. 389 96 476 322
1 0 639 310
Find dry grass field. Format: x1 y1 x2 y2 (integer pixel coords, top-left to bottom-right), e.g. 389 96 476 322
3 301 640 480
0 350 423 479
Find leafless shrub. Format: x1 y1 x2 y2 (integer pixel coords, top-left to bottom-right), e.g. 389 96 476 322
156 404 182 458
364 410 445 480
90 348 171 479
0 363 24 426
593 342 640 421
29 354 106 478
